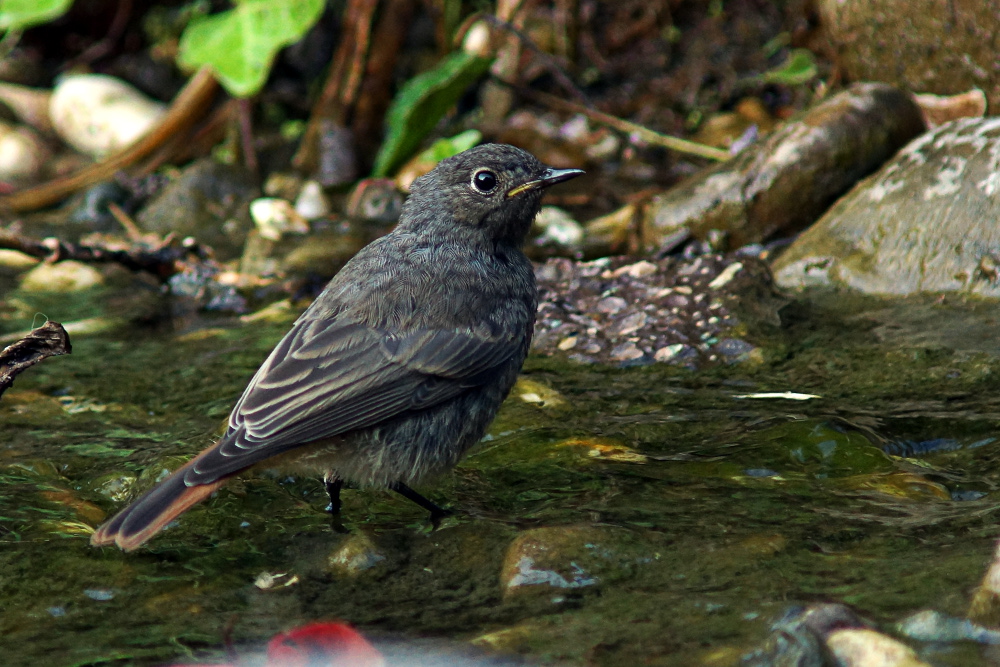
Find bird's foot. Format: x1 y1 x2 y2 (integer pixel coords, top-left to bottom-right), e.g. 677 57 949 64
428 506 455 531
324 475 350 534
389 482 453 530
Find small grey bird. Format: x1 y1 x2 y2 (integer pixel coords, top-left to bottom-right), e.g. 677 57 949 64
91 144 583 551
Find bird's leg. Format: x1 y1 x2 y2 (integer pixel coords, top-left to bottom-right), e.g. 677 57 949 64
388 482 452 529
323 474 349 534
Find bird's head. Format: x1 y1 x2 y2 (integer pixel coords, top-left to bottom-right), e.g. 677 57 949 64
400 143 584 247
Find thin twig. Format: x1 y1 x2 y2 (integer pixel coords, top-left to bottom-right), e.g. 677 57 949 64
65 0 133 68
516 85 731 162
474 13 589 105
105 202 144 241
236 98 258 176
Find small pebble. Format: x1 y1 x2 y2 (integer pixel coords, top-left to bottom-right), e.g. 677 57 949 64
294 180 329 220
84 589 115 601
557 336 578 351
610 342 644 361
612 261 657 278
654 344 686 362
597 296 627 314
615 312 647 336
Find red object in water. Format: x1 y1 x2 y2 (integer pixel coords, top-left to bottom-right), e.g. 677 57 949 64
266 622 384 667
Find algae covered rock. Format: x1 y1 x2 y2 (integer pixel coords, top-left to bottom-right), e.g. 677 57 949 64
500 525 654 599
773 118 1000 297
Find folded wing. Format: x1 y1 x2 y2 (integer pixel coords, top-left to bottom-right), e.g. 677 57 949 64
183 317 520 484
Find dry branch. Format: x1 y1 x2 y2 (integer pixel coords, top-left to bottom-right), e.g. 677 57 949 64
0 229 209 281
0 321 71 399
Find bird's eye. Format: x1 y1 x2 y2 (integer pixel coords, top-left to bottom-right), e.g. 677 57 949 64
472 169 498 193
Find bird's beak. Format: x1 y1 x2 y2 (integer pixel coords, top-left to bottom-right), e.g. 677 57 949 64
507 167 585 198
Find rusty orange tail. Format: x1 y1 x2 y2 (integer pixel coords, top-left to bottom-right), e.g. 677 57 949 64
90 456 229 552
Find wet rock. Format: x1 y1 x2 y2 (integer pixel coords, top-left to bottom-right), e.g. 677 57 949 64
250 198 310 241
326 531 388 576
0 249 38 274
345 179 404 224
773 118 1000 297
968 540 1000 627
826 628 929 667
280 228 369 280
533 254 786 368
527 206 583 258
556 437 648 464
500 526 652 599
746 419 893 479
746 603 931 667
742 603 871 666
138 158 259 260
582 204 638 258
68 181 132 230
49 74 166 158
915 90 987 128
87 472 139 504
898 609 1000 645
640 83 924 251
20 260 105 292
294 181 329 220
512 377 567 409
167 263 247 314
0 120 47 183
820 0 1000 112
842 472 951 501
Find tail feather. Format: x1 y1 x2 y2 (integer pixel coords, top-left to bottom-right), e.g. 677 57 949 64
91 456 231 552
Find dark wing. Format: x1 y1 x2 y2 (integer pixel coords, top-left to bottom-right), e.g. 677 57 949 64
183 316 520 484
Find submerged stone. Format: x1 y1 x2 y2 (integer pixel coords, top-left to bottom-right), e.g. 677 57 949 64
326 531 388 576
20 260 104 292
500 526 653 599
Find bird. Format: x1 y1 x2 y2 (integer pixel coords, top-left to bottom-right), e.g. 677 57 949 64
91 143 583 551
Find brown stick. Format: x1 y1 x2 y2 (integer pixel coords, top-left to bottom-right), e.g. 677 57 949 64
0 321 71 400
0 229 206 281
292 0 380 173
236 97 259 176
0 67 220 213
350 0 417 161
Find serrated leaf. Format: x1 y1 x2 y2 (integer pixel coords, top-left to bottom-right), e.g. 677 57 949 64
0 0 73 31
372 51 492 177
177 0 325 98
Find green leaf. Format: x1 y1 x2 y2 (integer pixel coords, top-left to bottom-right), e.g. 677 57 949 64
372 51 493 177
0 0 74 31
417 129 482 164
177 0 325 98
760 48 818 86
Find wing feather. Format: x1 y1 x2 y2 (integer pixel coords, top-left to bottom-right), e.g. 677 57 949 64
183 316 520 483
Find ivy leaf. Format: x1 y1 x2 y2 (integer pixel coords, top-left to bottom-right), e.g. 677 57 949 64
372 51 492 177
417 129 483 164
178 0 325 98
0 0 74 31
760 48 818 86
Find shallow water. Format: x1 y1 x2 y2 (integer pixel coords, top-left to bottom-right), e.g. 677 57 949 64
4 284 1000 666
